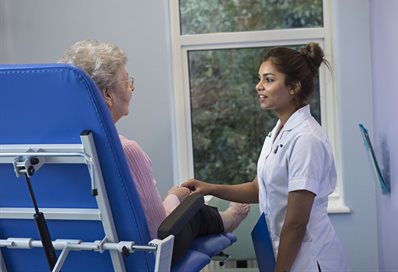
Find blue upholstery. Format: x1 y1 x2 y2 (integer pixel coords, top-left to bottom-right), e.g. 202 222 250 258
0 64 235 271
171 250 210 272
223 232 238 244
190 234 233 257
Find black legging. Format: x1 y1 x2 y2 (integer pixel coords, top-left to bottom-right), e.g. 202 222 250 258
170 205 224 264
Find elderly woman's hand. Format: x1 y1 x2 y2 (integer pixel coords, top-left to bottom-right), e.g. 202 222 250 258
167 186 191 203
181 179 213 196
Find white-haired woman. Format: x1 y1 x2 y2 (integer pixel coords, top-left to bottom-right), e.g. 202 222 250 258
59 40 249 263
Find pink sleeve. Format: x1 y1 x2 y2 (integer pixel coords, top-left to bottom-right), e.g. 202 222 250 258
119 135 167 239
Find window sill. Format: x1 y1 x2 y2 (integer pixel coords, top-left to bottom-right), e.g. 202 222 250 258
327 196 351 213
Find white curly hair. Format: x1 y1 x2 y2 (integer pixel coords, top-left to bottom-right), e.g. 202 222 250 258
59 40 128 92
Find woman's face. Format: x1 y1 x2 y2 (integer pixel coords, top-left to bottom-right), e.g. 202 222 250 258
256 60 295 113
104 66 134 123
107 65 134 123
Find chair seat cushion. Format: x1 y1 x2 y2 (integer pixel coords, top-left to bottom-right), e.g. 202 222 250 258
189 233 236 256
171 250 210 272
223 232 237 243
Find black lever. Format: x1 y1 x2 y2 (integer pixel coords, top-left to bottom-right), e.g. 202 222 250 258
23 172 58 271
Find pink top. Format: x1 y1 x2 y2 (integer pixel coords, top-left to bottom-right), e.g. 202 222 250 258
119 135 180 239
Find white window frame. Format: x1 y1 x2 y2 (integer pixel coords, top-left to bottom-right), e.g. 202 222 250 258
169 0 349 213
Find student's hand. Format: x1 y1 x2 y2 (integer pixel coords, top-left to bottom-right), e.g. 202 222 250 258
181 179 213 195
167 186 190 202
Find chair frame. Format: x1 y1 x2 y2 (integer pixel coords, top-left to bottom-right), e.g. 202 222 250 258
0 64 236 272
0 131 173 272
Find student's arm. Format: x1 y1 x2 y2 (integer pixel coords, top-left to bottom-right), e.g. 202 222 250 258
181 176 259 203
274 190 315 272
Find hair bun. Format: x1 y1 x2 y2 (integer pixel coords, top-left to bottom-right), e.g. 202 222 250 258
299 42 324 73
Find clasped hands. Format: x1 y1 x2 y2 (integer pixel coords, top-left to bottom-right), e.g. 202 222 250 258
168 179 213 202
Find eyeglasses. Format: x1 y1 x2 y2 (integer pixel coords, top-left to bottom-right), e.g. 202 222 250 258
117 76 134 87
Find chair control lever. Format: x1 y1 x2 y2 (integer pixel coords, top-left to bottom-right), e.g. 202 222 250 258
14 157 59 271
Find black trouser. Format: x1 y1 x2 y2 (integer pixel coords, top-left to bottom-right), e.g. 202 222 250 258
171 205 224 264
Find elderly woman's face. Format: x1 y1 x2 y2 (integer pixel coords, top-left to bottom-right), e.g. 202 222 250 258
107 65 134 123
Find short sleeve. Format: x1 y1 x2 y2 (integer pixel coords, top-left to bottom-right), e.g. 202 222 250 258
288 134 326 195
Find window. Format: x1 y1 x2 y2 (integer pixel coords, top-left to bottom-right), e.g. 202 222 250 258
169 0 349 213
179 0 323 34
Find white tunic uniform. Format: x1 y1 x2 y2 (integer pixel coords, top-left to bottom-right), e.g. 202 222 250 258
257 105 349 271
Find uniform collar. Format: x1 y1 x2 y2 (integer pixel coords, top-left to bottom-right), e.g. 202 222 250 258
281 104 311 132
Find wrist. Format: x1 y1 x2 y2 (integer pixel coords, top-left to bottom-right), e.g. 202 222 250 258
208 183 220 196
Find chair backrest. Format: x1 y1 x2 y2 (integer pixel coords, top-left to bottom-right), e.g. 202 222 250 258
0 64 155 271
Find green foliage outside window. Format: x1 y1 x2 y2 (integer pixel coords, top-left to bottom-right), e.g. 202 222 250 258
180 0 323 35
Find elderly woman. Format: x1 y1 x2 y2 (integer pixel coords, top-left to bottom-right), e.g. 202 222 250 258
59 40 249 262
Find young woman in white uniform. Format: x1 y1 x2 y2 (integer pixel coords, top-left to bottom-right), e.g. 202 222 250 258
182 43 349 271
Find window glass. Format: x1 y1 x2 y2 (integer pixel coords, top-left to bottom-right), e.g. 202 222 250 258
179 0 323 35
189 46 320 184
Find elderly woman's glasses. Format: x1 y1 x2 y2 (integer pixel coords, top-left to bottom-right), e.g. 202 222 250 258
117 76 134 87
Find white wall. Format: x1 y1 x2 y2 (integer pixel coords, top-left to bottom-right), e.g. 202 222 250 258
330 1 379 270
370 0 398 271
0 0 176 195
0 0 380 270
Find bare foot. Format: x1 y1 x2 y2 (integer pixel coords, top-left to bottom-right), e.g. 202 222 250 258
219 202 250 232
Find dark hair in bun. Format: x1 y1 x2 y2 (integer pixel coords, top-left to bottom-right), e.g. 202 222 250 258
262 42 329 106
299 42 329 74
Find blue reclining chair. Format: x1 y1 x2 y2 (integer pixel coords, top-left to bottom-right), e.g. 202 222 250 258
0 64 236 272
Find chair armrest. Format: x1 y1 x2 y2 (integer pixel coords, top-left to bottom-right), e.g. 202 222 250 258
157 194 204 239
